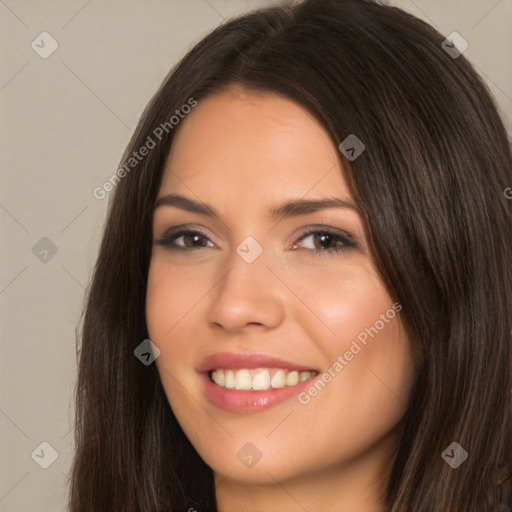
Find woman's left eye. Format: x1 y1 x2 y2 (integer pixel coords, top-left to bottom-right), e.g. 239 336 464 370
155 226 357 256
294 228 357 256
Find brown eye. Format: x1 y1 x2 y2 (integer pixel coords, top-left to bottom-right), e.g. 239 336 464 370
156 228 214 250
294 228 357 256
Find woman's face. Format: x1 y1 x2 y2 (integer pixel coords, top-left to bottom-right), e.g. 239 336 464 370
146 84 415 490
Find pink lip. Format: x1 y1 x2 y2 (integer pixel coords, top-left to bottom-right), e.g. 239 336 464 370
201 374 316 412
197 351 316 373
197 352 318 413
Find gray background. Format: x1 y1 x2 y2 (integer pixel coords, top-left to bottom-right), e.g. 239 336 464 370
1 0 511 510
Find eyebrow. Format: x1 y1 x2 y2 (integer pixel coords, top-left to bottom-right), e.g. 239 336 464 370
154 194 359 220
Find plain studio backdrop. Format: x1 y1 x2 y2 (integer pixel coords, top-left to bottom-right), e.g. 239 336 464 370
0 0 511 510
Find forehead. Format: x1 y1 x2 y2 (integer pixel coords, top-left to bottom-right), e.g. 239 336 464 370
159 85 351 202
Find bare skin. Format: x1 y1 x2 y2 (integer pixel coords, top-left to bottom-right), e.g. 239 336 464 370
146 84 415 512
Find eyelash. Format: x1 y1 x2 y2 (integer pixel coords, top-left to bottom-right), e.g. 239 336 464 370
155 226 357 257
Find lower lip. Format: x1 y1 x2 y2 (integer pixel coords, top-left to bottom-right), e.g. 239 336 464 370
200 372 316 413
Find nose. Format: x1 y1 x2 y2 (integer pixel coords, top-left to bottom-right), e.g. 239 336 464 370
205 240 285 333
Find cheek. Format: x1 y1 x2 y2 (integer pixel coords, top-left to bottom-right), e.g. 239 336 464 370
290 263 414 444
286 256 396 342
300 314 413 460
145 259 200 379
146 259 204 423
318 318 412 449
145 257 205 340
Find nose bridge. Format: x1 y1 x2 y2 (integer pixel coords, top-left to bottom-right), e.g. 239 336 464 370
206 233 284 330
223 232 275 301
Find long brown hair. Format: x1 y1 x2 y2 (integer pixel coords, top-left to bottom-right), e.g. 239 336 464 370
67 0 512 510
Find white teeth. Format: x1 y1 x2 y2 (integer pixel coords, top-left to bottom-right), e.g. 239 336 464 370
210 368 316 391
211 369 225 387
271 369 286 388
299 370 310 382
225 369 235 389
286 370 299 386
235 369 252 390
252 370 271 390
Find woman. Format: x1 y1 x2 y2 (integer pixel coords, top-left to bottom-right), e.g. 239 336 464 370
67 0 512 510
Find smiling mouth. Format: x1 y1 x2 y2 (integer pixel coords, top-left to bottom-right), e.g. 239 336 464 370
208 368 318 391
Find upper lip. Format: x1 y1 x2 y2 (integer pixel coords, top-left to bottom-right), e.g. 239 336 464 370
197 352 318 373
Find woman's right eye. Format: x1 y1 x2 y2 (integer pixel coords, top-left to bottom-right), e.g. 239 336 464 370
155 228 215 251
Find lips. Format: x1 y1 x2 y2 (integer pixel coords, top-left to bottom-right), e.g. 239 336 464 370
197 351 318 373
197 352 319 412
